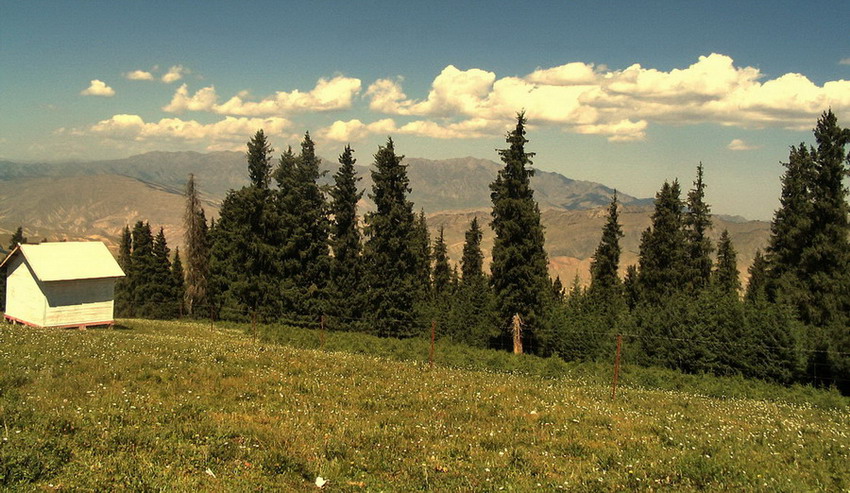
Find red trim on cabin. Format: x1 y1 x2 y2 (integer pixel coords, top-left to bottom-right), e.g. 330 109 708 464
4 314 114 329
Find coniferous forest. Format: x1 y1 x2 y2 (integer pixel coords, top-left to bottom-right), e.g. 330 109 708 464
115 111 850 394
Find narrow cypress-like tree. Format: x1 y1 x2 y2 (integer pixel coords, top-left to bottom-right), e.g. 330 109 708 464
683 163 714 293
329 144 364 324
432 226 451 297
589 192 623 296
712 229 740 297
183 173 209 316
151 228 176 318
623 264 640 310
363 138 418 337
489 112 550 353
637 180 686 304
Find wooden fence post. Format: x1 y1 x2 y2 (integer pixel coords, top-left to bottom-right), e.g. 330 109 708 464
512 314 523 355
611 334 622 400
429 320 436 369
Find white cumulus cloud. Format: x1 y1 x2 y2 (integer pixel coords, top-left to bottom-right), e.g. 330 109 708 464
839 58 850 65
124 70 154 81
163 76 362 116
80 79 115 97
320 118 397 142
162 65 188 83
366 54 850 141
89 114 291 145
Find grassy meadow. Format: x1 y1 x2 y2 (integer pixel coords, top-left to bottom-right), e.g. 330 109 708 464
1 319 849 491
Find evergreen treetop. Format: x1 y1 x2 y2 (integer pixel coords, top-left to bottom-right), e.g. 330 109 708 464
589 191 623 295
683 163 714 292
246 129 273 189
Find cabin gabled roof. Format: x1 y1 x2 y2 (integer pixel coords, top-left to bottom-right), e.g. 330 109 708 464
0 241 125 282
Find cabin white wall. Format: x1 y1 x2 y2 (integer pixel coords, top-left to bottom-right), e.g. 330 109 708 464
42 278 116 326
5 256 47 326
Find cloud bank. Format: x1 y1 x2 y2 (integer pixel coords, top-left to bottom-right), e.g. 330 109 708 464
163 76 362 116
361 54 850 142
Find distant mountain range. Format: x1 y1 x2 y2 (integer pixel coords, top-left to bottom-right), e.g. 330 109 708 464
0 151 769 284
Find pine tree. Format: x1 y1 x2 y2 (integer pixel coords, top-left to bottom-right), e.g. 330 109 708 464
745 249 768 303
589 192 623 296
183 173 209 316
292 132 331 317
247 129 273 189
798 110 850 328
683 163 714 292
329 144 364 325
450 216 497 347
432 226 451 297
114 225 133 316
128 221 156 317
623 264 640 310
637 180 686 304
151 228 176 318
712 229 740 297
765 144 815 304
363 138 418 337
209 132 281 320
171 247 186 317
460 217 484 284
489 112 550 354
411 210 432 296
9 226 26 249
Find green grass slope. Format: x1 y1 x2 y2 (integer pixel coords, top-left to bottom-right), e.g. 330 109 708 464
1 320 848 491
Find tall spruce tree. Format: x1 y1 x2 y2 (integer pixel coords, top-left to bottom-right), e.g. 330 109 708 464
432 226 451 297
329 144 364 324
450 216 497 347
291 132 331 317
489 113 550 354
363 138 418 337
745 249 768 303
172 247 185 316
683 163 714 292
128 221 156 317
637 180 686 304
114 225 133 316
460 217 485 284
247 129 273 189
798 110 850 328
712 229 740 297
151 228 176 318
765 143 815 305
589 192 623 296
183 173 209 316
209 132 281 320
411 210 432 296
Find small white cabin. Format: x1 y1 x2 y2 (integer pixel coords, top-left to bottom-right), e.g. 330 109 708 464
1 242 125 328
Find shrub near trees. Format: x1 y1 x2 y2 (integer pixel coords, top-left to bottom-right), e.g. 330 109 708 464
117 110 849 394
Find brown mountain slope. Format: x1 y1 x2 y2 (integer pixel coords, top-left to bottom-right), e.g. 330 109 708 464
427 206 770 286
0 175 220 250
0 174 769 288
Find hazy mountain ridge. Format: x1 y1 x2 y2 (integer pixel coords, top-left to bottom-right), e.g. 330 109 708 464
0 151 650 213
0 151 768 285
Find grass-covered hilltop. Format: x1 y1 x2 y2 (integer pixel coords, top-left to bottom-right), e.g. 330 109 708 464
1 319 848 491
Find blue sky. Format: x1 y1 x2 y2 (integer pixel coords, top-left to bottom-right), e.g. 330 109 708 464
1 0 848 219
